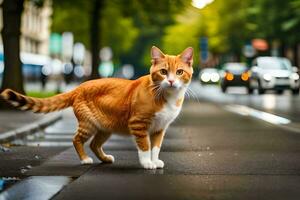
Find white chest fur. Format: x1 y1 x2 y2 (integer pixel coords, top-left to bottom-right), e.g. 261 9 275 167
149 91 185 133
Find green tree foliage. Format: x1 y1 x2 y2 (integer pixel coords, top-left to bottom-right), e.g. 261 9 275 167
216 0 252 55
51 0 300 70
100 1 139 64
162 0 253 63
253 0 300 45
162 7 202 66
162 3 228 65
51 0 186 72
168 0 300 61
117 0 187 69
51 0 90 46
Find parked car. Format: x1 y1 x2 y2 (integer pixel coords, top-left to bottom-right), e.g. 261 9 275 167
199 68 220 84
220 62 252 93
249 57 300 95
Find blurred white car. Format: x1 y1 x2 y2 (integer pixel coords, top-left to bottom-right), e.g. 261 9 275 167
249 57 300 95
199 68 220 84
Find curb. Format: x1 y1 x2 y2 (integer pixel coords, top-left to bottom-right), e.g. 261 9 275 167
0 112 62 143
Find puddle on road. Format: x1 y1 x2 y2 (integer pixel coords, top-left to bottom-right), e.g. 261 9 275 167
0 145 10 153
0 177 20 192
0 123 74 197
10 128 74 147
10 122 74 147
0 176 73 200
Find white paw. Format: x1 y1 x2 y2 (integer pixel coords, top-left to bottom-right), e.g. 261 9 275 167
153 159 164 168
102 155 115 163
140 159 157 169
80 157 93 165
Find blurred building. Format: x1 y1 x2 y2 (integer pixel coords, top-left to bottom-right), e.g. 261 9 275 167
0 0 52 55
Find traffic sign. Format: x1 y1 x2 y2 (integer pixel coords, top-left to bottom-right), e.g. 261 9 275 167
200 37 209 62
243 44 256 58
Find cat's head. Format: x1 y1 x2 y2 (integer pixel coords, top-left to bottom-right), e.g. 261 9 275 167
150 46 193 91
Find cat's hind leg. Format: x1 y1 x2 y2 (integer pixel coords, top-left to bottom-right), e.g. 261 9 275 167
90 131 114 163
73 124 95 165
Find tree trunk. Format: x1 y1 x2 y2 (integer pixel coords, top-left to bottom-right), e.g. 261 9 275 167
279 42 285 57
293 43 298 67
89 0 102 80
1 0 24 93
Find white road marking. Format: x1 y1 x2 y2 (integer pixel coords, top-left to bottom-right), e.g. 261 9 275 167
225 104 291 125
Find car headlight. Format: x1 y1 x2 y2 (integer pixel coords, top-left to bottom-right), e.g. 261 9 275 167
291 73 300 80
210 73 220 82
200 73 210 82
263 74 272 81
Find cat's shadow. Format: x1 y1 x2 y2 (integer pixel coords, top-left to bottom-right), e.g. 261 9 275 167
93 163 165 175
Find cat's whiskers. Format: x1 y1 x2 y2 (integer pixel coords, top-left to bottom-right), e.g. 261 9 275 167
185 89 191 99
154 86 163 101
186 87 200 102
148 83 164 101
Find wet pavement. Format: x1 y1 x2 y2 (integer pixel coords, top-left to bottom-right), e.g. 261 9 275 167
22 100 300 199
189 82 300 122
0 176 72 200
2 82 300 199
0 146 67 178
0 110 44 135
11 109 76 147
191 81 300 118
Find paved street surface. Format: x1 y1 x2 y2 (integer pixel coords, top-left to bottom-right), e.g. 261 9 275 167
0 109 44 134
2 81 300 199
190 82 300 123
26 94 300 199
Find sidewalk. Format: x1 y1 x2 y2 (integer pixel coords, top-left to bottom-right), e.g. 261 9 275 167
0 110 62 143
0 109 68 179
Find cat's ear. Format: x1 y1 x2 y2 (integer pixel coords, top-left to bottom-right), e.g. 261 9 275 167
179 47 193 66
151 46 165 64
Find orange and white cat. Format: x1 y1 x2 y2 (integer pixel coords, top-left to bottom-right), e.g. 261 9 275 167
1 46 193 169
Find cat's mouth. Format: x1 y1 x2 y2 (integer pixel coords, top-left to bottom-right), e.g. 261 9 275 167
165 84 180 90
159 81 182 90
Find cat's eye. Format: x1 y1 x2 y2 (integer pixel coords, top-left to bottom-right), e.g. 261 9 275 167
160 69 168 75
176 69 184 75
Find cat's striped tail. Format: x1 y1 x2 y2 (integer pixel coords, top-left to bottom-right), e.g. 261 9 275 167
0 89 74 113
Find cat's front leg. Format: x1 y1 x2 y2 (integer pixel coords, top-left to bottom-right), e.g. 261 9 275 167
134 134 156 169
129 119 157 169
150 130 165 168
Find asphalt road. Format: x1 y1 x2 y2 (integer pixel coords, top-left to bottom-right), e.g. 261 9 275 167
190 81 300 123
23 97 300 199
2 81 300 200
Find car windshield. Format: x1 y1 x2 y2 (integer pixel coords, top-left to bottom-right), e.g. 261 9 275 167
202 69 218 73
224 63 247 72
257 57 291 70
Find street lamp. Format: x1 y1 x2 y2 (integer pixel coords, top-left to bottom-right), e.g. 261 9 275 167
191 0 214 9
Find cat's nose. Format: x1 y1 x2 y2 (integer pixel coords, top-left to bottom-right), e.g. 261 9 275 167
168 80 174 86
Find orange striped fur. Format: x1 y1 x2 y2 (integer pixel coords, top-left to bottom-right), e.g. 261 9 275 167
0 46 193 169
